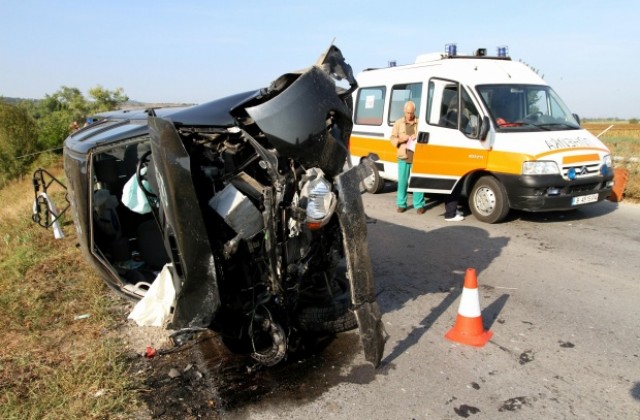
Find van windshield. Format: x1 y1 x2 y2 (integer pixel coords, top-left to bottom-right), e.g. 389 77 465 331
477 84 580 131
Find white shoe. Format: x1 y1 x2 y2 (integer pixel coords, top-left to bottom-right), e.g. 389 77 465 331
445 214 464 222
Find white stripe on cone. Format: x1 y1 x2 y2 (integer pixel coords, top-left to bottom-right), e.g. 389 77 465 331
458 287 481 318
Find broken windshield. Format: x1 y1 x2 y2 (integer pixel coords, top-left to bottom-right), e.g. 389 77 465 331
477 84 580 131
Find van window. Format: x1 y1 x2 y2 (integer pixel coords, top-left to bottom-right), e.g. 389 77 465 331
388 83 422 125
438 84 459 128
427 79 456 127
427 79 481 137
461 89 480 137
355 86 386 125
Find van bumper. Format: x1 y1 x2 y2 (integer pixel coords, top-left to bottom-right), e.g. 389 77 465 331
496 172 615 212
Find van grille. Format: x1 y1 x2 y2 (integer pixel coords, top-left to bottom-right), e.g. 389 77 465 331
562 163 600 179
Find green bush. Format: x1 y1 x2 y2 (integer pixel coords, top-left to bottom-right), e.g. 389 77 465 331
0 103 39 188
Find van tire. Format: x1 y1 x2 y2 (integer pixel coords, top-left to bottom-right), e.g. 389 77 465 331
469 176 510 223
361 158 385 194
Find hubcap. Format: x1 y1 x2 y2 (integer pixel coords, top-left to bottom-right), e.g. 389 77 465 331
474 186 496 216
361 162 376 191
362 172 375 190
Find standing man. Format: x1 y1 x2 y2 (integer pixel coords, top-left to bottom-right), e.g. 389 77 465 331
390 101 425 214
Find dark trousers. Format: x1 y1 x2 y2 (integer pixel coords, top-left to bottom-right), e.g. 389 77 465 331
444 182 462 218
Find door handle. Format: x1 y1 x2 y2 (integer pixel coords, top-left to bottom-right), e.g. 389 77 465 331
417 131 430 144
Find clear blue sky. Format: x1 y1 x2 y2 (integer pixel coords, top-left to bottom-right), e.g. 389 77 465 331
1 0 638 119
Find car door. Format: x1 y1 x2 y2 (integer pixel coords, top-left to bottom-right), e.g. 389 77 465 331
409 79 490 194
148 116 221 328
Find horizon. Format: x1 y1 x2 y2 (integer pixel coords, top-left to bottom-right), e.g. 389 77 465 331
2 95 636 122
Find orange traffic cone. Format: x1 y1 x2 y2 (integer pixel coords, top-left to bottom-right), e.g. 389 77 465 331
445 268 493 347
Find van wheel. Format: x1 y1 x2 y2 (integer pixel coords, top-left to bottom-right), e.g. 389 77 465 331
469 176 510 223
361 158 385 194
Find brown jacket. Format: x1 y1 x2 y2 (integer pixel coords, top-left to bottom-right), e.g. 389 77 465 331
390 116 418 164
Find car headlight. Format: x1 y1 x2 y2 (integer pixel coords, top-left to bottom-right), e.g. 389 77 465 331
600 154 612 175
302 171 336 230
522 161 560 175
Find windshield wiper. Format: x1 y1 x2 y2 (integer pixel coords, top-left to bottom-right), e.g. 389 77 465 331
506 121 552 131
538 122 580 130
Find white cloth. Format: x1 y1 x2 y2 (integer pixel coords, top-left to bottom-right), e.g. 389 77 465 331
122 169 152 214
128 264 175 327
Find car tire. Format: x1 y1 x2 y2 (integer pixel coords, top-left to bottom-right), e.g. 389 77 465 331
296 293 357 333
469 175 510 224
361 158 385 194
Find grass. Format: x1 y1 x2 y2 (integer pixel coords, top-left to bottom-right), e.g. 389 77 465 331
583 123 640 202
0 162 142 420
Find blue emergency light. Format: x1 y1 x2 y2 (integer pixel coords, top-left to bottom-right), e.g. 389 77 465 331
497 46 509 57
445 43 457 57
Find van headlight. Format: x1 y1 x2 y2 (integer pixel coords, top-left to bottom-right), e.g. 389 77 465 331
301 170 337 230
522 161 560 175
601 154 612 175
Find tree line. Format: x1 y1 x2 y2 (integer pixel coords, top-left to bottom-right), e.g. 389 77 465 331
0 85 128 188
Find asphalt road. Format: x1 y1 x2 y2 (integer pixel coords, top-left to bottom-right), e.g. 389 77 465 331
226 189 640 419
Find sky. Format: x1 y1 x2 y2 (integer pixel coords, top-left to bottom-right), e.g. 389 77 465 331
1 0 639 119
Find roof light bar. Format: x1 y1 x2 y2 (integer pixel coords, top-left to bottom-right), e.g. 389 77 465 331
497 46 509 57
445 43 457 57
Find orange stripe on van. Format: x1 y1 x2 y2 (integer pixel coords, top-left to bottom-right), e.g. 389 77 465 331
562 153 600 164
411 145 487 175
536 147 607 159
350 135 396 162
486 150 532 174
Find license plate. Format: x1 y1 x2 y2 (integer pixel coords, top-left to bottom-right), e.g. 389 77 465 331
571 193 598 205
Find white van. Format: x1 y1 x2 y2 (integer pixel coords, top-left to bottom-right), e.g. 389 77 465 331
349 47 614 223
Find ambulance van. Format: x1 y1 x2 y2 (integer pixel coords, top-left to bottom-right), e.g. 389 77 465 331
349 47 614 223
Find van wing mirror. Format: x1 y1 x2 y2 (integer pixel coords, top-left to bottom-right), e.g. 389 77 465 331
572 113 581 126
479 116 490 140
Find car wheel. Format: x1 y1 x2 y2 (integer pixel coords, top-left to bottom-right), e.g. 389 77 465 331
361 158 385 194
296 297 357 334
469 176 510 223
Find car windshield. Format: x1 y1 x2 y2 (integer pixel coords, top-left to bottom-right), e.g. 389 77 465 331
477 84 580 131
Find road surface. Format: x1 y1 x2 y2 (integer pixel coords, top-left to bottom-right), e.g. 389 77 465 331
222 189 640 419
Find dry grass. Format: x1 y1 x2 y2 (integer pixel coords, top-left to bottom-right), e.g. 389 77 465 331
584 122 640 202
0 163 142 419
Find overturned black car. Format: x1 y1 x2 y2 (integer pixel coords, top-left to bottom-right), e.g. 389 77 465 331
32 45 386 367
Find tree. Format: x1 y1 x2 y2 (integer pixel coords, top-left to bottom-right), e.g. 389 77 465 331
0 84 130 187
41 86 88 122
30 85 129 151
0 103 38 188
88 85 129 113
36 111 75 151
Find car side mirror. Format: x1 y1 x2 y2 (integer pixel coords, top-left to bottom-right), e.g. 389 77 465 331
572 113 581 126
479 116 490 140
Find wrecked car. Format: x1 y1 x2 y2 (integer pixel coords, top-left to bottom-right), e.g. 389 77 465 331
32 45 386 367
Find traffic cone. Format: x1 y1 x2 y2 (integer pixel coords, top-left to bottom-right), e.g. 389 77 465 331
445 268 493 347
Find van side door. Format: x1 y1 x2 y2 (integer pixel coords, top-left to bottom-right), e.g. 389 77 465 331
409 78 490 194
